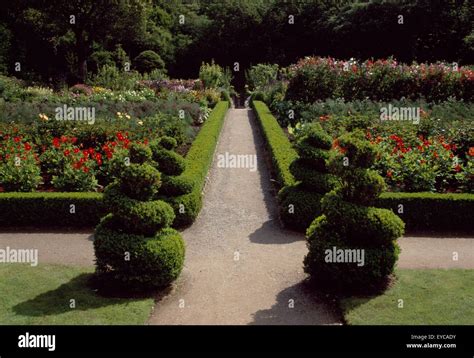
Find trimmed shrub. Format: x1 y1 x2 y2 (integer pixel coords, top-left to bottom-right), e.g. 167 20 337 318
278 184 323 231
304 130 405 295
133 50 165 73
151 147 186 177
290 123 336 192
160 175 194 197
94 215 184 288
280 122 336 229
94 142 184 290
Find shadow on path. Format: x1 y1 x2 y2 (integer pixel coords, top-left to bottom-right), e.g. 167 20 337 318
249 280 341 325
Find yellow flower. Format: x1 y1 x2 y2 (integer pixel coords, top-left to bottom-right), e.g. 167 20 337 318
137 120 143 126
125 114 131 120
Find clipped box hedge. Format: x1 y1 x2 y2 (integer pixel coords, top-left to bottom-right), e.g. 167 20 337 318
0 192 104 228
0 101 229 229
169 100 229 227
252 101 297 187
251 100 474 233
376 192 474 232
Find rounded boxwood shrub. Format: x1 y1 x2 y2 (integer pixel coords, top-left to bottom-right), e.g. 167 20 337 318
157 136 177 150
166 190 202 228
150 145 186 177
133 50 165 73
278 184 322 231
93 142 184 291
280 123 335 230
289 123 336 192
304 130 404 295
160 175 194 197
149 137 192 225
120 163 161 200
128 142 152 164
94 215 185 289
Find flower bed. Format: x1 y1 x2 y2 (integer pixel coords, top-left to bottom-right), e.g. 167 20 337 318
285 57 473 103
252 101 474 233
0 101 230 228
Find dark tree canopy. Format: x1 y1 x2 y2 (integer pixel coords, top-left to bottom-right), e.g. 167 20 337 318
0 0 472 87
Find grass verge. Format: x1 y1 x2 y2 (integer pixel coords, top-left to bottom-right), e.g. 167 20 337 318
341 269 474 325
0 264 154 324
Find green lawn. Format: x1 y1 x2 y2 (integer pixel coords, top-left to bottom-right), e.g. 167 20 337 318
0 264 154 324
341 269 474 325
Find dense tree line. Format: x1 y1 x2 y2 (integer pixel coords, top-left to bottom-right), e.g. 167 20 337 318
0 0 472 90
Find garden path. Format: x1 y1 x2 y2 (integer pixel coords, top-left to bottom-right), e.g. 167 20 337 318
148 108 340 325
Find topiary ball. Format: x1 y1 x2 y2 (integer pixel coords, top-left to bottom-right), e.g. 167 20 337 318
103 183 175 235
120 163 161 201
152 148 186 176
304 214 400 294
128 143 152 164
158 136 178 150
94 214 185 289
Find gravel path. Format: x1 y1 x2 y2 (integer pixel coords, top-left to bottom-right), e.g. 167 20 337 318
0 232 94 267
148 108 339 325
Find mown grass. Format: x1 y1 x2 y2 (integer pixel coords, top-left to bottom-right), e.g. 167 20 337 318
0 264 154 325
341 269 474 325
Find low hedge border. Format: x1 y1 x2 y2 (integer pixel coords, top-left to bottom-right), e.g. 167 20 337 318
0 101 229 229
251 100 474 233
0 192 104 228
169 100 229 227
252 100 297 187
376 192 474 232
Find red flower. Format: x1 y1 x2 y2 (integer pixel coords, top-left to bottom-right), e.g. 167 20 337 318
53 138 60 148
454 164 462 172
71 137 77 144
386 170 393 178
83 167 89 173
64 149 70 156
117 132 124 141
73 148 80 154
14 136 21 143
433 151 439 158
469 147 474 156
24 143 32 151
60 136 68 143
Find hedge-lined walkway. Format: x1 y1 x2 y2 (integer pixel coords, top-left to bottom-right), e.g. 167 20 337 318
0 107 472 324
148 108 339 325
